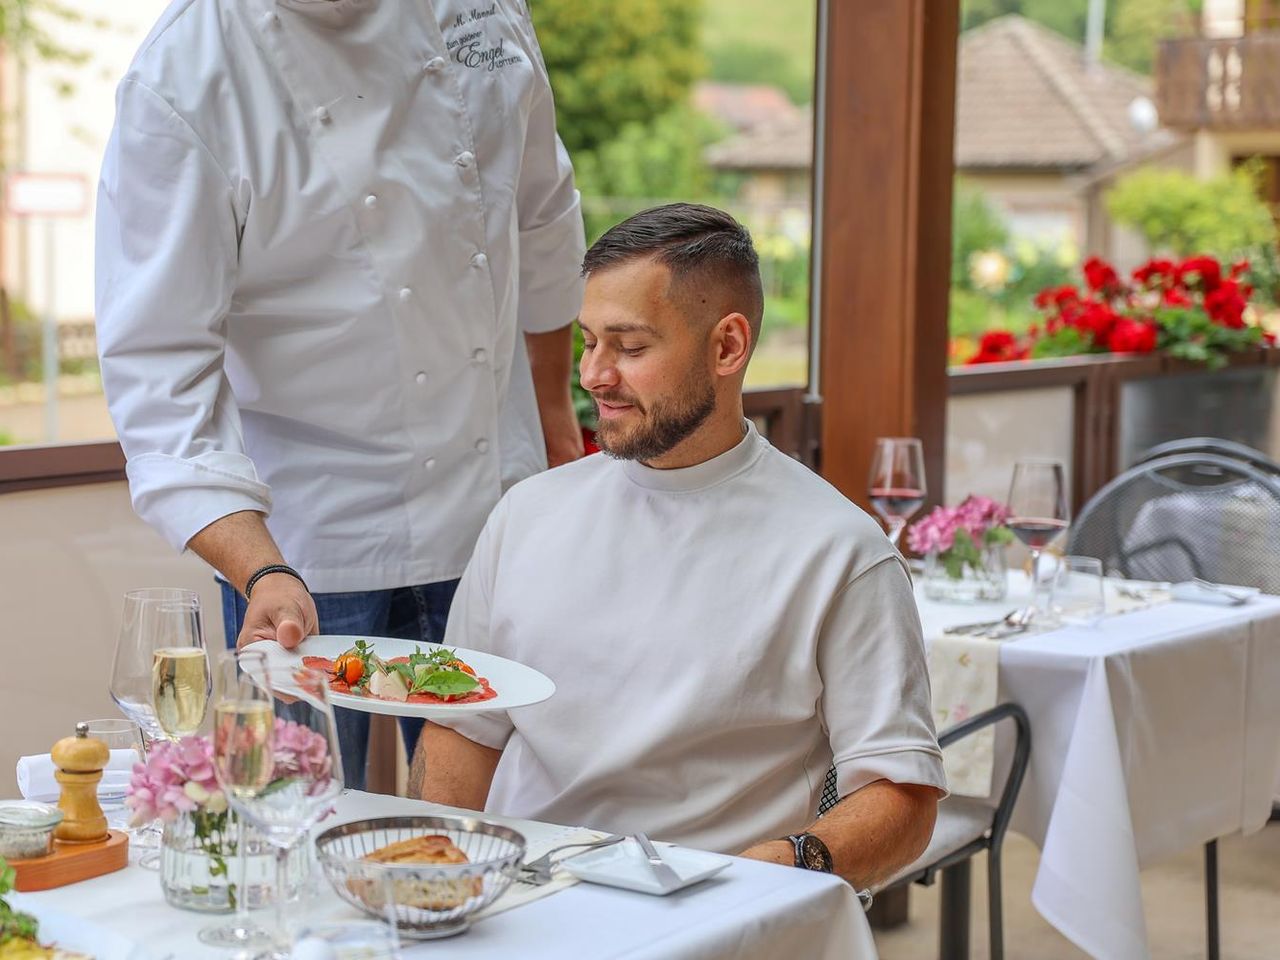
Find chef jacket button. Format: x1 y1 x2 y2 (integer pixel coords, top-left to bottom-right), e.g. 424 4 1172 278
261 11 279 28
425 57 446 73
415 371 427 385
470 252 488 269
364 194 378 209
471 348 488 365
399 287 413 303
475 438 490 454
423 458 436 470
313 106 331 125
455 151 475 169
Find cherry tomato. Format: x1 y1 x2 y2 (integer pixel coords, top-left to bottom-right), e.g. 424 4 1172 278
447 659 476 676
343 657 364 685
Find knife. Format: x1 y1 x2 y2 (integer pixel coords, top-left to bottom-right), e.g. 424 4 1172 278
633 832 683 892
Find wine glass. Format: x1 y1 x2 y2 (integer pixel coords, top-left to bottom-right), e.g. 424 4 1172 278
216 662 344 959
149 599 211 741
1007 459 1070 620
77 718 144 832
868 437 927 548
109 587 203 863
199 651 275 954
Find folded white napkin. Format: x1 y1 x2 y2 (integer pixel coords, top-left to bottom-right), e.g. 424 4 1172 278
16 750 139 803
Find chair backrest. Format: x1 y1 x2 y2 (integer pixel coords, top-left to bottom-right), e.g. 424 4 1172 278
1069 453 1280 594
1135 437 1280 477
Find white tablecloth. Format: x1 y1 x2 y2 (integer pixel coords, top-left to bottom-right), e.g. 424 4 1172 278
17 791 877 960
918 576 1280 960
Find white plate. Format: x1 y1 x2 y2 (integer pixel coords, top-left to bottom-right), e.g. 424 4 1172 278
1170 581 1260 606
561 838 732 895
243 635 555 719
7 893 162 960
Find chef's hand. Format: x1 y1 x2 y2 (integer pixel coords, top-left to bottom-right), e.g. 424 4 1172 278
236 573 319 651
543 399 585 468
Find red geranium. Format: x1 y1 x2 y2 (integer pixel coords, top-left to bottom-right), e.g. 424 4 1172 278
1203 279 1250 329
1107 318 1158 353
1083 256 1122 295
1177 255 1222 291
966 330 1028 364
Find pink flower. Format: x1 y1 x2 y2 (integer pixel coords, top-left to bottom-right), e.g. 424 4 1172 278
906 495 1009 557
272 719 334 787
125 737 226 826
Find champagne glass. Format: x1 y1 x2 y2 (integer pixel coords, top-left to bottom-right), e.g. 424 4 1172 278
868 437 927 548
217 663 344 959
149 599 211 740
1007 459 1070 621
200 651 275 954
109 587 202 863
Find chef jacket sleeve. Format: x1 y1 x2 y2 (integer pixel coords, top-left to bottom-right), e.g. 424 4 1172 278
511 8 586 335
96 78 271 552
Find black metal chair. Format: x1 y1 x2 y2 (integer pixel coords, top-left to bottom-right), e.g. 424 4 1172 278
821 703 1031 960
1069 452 1280 595
1134 437 1280 478
1069 452 1280 960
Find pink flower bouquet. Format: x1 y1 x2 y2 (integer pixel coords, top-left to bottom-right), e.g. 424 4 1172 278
908 495 1013 579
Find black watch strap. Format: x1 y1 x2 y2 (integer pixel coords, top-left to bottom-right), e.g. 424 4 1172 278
785 833 834 873
243 563 307 599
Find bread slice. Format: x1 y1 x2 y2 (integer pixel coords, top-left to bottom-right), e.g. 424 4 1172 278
348 834 483 912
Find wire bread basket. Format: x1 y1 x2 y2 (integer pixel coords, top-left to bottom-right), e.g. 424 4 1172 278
316 815 526 939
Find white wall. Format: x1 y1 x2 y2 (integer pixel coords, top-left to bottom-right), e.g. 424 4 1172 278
0 481 224 797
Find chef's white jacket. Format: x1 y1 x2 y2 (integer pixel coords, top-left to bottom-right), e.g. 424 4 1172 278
95 0 586 592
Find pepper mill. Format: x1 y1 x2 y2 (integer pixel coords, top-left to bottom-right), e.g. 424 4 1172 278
51 722 109 844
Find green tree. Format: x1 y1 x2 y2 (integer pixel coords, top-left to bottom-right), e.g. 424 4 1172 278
1105 0 1201 74
962 0 1090 39
952 180 1009 288
1106 163 1278 257
531 0 703 158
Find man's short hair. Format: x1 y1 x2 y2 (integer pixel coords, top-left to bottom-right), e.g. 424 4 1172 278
581 202 765 343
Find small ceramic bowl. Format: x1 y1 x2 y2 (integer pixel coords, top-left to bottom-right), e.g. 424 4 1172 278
0 800 64 859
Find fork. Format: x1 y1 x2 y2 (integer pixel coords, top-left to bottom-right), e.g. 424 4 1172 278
517 833 627 885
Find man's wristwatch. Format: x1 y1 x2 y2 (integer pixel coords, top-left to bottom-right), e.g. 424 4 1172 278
784 833 834 873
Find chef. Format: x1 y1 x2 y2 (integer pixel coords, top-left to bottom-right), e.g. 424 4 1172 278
95 0 586 789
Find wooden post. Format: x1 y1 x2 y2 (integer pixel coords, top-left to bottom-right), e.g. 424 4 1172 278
813 0 959 511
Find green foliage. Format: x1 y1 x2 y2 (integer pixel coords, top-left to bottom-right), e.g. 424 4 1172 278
0 854 39 945
1031 325 1092 359
952 181 1009 289
531 0 704 158
575 105 726 241
1105 0 1201 74
1106 163 1278 258
701 0 815 104
962 0 1090 40
1153 305 1265 369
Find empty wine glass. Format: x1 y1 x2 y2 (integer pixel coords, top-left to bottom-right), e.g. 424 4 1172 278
109 587 203 864
216 663 344 959
1007 459 1070 621
77 718 143 832
200 650 275 954
868 437 927 548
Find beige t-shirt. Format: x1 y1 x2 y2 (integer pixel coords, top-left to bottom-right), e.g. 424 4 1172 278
435 421 946 853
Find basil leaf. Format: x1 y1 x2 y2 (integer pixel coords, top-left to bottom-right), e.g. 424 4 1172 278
412 669 480 697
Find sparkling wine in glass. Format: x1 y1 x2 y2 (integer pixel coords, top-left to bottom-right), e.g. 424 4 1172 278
869 437 927 547
202 650 276 953
1007 459 1070 619
153 644 211 740
217 664 344 959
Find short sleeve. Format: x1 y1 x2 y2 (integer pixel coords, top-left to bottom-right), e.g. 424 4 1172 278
429 499 516 750
819 557 949 800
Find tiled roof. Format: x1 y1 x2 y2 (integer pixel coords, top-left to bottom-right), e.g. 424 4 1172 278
692 81 803 133
704 15 1174 173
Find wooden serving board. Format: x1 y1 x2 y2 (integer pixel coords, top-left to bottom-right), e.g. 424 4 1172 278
10 831 128 891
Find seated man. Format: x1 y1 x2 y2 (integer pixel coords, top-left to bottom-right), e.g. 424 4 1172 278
412 203 946 889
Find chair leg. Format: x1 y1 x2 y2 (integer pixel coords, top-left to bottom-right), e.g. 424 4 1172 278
939 859 972 960
987 848 1004 960
1205 840 1219 960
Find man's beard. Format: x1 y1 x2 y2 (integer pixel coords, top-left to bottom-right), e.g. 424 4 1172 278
593 368 717 463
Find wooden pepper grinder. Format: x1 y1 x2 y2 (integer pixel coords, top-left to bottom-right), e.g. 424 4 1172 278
51 722 109 844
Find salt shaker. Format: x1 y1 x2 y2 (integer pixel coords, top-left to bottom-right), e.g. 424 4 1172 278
51 721 109 843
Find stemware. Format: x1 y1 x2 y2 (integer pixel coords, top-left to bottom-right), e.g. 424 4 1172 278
868 437 927 548
108 587 204 863
215 661 344 959
199 651 276 954
78 718 143 832
1006 459 1070 620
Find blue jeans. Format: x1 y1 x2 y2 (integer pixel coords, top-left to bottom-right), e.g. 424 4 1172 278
220 579 460 792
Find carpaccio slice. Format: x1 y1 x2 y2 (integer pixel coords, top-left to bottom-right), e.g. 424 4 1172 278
301 655 498 704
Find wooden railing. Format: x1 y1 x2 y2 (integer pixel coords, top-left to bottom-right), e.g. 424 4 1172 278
1157 33 1280 129
946 348 1280 511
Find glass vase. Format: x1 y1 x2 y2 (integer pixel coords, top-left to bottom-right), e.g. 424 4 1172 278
160 809 307 913
923 545 1009 603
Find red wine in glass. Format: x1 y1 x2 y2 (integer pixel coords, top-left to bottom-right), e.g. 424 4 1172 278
870 487 926 525
1007 517 1068 550
868 438 926 547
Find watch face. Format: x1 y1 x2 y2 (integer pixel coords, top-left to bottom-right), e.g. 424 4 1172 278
800 835 833 872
